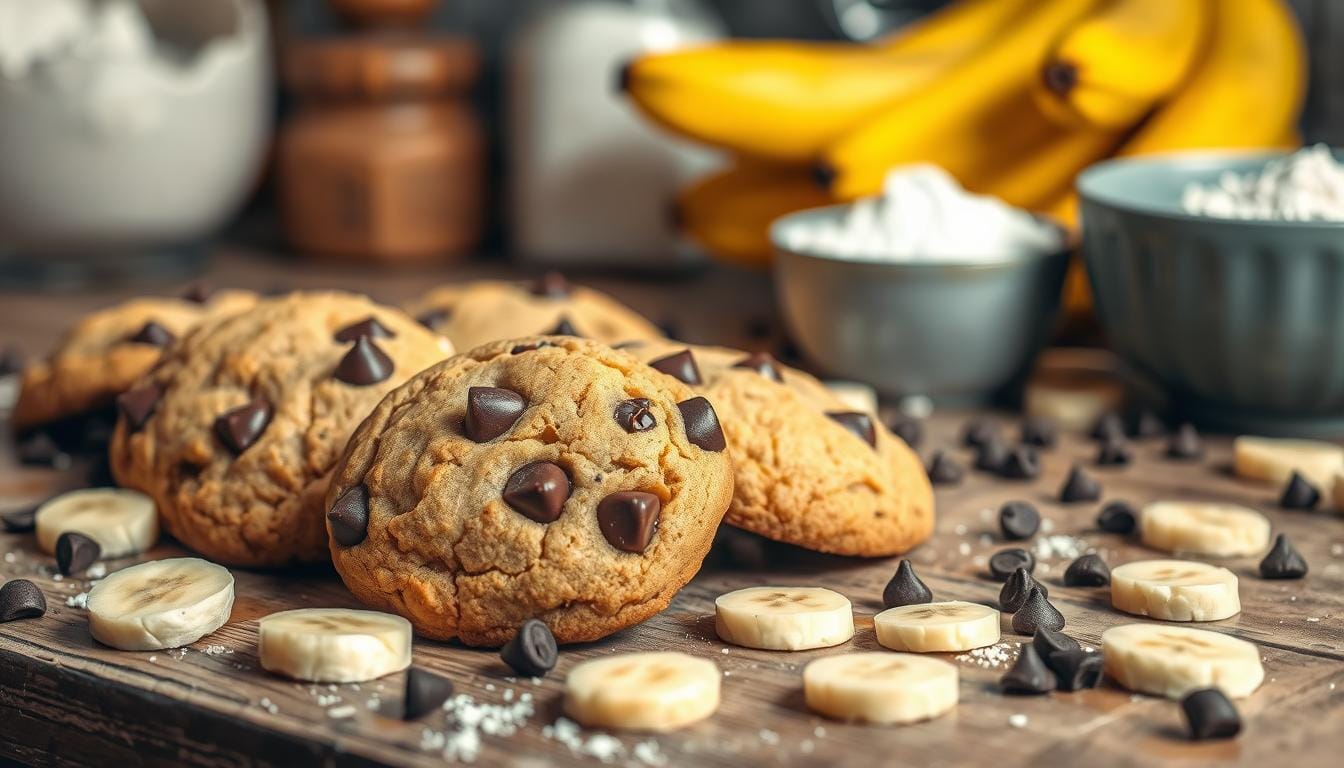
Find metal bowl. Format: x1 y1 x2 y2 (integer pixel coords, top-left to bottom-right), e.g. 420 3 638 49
771 204 1069 404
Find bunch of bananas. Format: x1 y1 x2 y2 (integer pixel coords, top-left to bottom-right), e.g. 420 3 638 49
624 0 1306 268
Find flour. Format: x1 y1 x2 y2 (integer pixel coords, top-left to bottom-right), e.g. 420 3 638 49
1181 144 1344 221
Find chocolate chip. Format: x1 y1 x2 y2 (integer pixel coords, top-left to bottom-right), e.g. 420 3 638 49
882 560 932 608
181 282 212 304
402 668 453 720
1000 567 1048 612
1063 553 1110 586
1259 533 1308 579
926 451 964 486
1096 501 1137 534
417 308 450 329
1059 465 1101 503
328 484 370 546
1033 626 1081 664
214 397 272 455
503 462 571 524
998 501 1040 541
649 350 701 385
999 445 1040 480
1012 586 1065 634
961 417 999 448
989 548 1036 580
0 345 25 376
1132 408 1166 438
1181 688 1242 740
1020 416 1056 448
16 431 71 469
732 352 783 383
1048 649 1103 691
1279 471 1320 510
0 579 46 622
117 383 164 431
1095 436 1133 466
500 618 558 677
613 398 656 433
1000 644 1054 694
677 397 726 451
597 491 661 553
511 341 554 354
1 505 37 532
530 272 569 298
888 415 923 448
335 337 394 386
975 435 1009 472
55 532 100 576
465 387 527 442
1090 412 1124 442
549 316 580 336
1167 422 1203 459
128 321 175 347
334 316 396 343
827 411 876 448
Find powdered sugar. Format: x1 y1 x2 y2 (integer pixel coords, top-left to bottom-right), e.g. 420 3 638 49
1182 144 1344 221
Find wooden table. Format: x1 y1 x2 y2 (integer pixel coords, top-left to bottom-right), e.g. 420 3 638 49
1 252 1341 767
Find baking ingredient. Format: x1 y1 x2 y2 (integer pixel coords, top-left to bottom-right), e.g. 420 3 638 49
1000 568 1048 613
1095 436 1133 466
35 488 157 558
1279 472 1321 510
962 417 1001 448
1181 145 1344 221
1091 411 1125 441
402 668 454 721
989 548 1035 581
999 501 1040 541
803 652 958 724
1033 627 1081 663
1167 423 1204 459
1011 588 1064 634
1110 560 1241 622
1259 534 1308 579
1000 446 1040 480
926 451 964 486
0 579 47 622
974 435 1009 473
87 558 233 651
888 415 923 448
563 652 720 732
715 587 854 651
500 619 558 677
1000 644 1054 694
882 560 933 608
1059 465 1101 503
1047 649 1103 691
1097 501 1138 534
1063 553 1110 587
874 601 1000 652
1181 689 1242 740
258 608 412 683
1020 416 1057 448
1234 436 1344 489
1139 502 1271 557
55 532 100 576
1102 624 1264 699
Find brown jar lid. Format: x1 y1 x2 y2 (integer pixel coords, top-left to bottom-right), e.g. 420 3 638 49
283 33 480 99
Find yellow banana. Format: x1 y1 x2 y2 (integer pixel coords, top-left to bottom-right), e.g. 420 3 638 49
1033 0 1210 129
676 163 833 268
1119 0 1305 156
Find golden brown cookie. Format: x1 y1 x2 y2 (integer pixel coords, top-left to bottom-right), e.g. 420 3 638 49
402 274 664 352
13 290 257 432
109 292 453 567
324 336 734 646
627 341 933 557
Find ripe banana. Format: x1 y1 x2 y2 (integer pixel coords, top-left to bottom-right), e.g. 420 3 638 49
35 488 158 559
1140 502 1271 557
87 557 234 651
873 601 1000 653
1110 560 1241 622
715 586 854 651
258 608 412 683
1233 436 1344 490
803 652 958 725
563 652 720 732
1101 624 1264 699
1033 0 1209 129
676 163 833 268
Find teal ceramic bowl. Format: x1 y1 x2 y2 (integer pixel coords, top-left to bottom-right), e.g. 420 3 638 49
1079 150 1344 436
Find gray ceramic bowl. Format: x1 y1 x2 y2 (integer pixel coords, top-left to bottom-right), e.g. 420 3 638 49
1079 150 1344 435
771 204 1069 403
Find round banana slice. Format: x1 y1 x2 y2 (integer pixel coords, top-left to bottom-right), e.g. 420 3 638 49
563 651 720 732
1139 502 1270 557
1110 560 1241 622
87 557 234 651
804 652 958 725
874 601 1000 653
715 586 854 651
258 608 412 683
1102 624 1264 699
1234 436 1344 490
35 488 158 558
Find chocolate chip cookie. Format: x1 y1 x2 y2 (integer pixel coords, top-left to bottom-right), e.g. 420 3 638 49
110 292 453 567
324 336 734 646
627 341 933 557
13 290 257 432
402 273 664 352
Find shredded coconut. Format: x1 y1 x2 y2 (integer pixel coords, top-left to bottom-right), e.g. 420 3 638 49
1008 714 1029 728
421 692 535 763
1182 144 1344 221
65 591 89 608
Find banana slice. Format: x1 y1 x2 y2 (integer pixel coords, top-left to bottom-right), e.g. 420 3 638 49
804 652 958 725
35 488 158 558
1139 502 1270 557
1234 436 1344 490
1102 624 1264 699
563 652 720 732
87 557 234 651
715 587 854 651
874 601 1000 652
258 608 412 683
1110 560 1240 622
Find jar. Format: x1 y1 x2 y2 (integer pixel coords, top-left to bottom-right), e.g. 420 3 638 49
277 34 483 263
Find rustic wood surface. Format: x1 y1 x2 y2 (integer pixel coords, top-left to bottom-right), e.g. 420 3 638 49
0 253 1341 767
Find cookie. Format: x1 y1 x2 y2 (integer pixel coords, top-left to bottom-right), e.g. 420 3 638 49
627 341 933 557
13 290 257 432
324 336 734 646
110 292 453 567
402 274 664 352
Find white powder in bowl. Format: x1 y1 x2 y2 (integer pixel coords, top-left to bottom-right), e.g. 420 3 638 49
1181 144 1344 221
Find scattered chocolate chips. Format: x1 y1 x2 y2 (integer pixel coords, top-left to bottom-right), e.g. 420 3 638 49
926 451 964 486
1000 567 1048 613
1095 436 1133 466
549 316 580 336
181 282 212 304
1033 626 1081 664
1096 501 1137 534
503 462 572 524
1011 586 1064 634
649 350 702 385
1048 649 1103 691
1259 533 1308 579
613 398 656 433
328 484 370 546
16 431 70 469
417 308 450 329
0 345 24 376
1000 644 1055 694
1090 412 1125 442
827 411 876 448
334 336 394 386
882 560 933 608
1 505 37 532
530 271 570 298
511 340 554 355
0 579 47 622
961 417 999 448
1059 465 1101 503
402 668 454 720
597 491 661 553
1063 553 1110 586
999 501 1040 540
1132 408 1166 438
128 321 175 347
1020 416 1057 449
1167 423 1203 459
500 618 558 677
465 387 527 442
334 316 395 342
1181 688 1242 741
1000 445 1040 480
1279 471 1321 510
732 352 783 383
888 416 923 448
116 383 163 431
55 532 100 576
214 397 272 455
989 548 1036 580
677 397 726 451
974 435 1009 473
